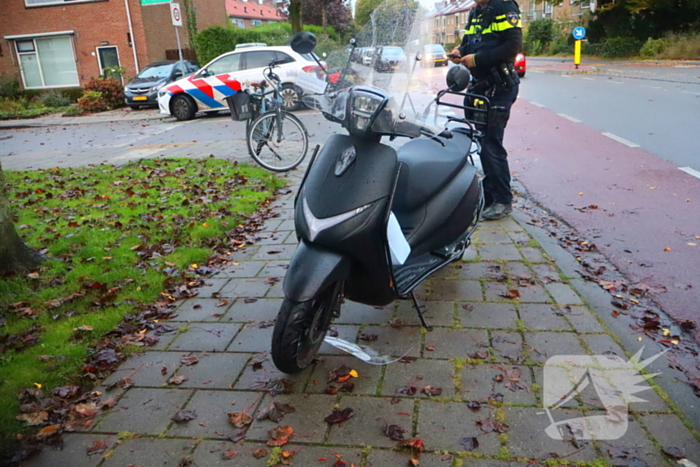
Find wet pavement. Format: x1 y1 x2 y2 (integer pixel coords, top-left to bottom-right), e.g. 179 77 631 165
18 149 700 466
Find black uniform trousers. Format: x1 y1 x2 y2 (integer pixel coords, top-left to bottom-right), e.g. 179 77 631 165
479 82 518 207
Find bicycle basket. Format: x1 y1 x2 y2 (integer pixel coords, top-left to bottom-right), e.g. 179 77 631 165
226 91 253 121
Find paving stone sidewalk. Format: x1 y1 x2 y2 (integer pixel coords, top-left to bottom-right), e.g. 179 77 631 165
24 165 700 467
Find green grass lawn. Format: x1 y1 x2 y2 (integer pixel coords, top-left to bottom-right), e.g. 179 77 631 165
0 158 285 450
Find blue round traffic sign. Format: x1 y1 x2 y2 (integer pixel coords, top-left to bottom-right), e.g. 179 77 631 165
572 27 586 40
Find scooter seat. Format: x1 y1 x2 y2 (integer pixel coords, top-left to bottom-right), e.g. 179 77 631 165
393 134 471 212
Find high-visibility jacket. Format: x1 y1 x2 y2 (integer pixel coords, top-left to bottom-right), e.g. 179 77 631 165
458 0 523 80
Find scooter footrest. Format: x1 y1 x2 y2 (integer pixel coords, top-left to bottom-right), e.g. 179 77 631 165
393 252 444 295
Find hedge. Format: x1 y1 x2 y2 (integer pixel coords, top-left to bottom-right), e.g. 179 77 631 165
195 23 339 66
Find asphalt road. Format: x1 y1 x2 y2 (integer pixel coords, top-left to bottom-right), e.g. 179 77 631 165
520 58 700 171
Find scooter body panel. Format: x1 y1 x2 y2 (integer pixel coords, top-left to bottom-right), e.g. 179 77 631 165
282 241 351 302
286 134 400 307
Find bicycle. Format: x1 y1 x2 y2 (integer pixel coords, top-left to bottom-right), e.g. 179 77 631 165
226 59 309 172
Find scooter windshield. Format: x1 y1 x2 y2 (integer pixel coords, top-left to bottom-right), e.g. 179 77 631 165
299 0 453 138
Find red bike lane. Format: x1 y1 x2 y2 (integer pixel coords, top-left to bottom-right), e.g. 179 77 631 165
506 100 700 337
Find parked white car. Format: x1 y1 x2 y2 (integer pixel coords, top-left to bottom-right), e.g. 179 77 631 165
158 44 324 120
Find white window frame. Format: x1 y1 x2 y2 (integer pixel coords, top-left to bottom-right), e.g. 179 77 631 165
251 19 262 26
25 0 101 7
14 35 79 89
544 2 553 14
96 45 122 82
580 0 591 8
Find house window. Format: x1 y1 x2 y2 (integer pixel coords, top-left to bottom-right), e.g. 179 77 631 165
580 0 590 8
233 18 245 28
15 36 79 88
252 19 262 26
25 0 99 6
544 2 553 14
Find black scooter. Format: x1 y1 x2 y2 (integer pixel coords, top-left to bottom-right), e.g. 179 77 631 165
271 33 490 373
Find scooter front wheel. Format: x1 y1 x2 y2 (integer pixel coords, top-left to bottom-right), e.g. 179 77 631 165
271 285 338 374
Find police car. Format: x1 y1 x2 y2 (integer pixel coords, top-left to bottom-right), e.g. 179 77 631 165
158 43 324 120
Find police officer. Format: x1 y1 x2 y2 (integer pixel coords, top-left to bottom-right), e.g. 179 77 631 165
450 0 523 220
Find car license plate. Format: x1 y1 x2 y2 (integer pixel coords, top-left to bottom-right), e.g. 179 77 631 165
392 66 399 69
134 96 147 101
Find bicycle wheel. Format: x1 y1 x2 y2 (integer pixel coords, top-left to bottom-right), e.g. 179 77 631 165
246 111 308 172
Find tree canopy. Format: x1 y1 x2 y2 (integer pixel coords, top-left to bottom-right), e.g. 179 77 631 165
302 0 353 32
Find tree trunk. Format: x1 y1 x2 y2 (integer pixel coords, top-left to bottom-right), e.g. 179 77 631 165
0 161 43 276
290 0 303 33
322 0 327 33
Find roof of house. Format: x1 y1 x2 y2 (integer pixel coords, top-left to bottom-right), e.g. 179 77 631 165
226 0 286 20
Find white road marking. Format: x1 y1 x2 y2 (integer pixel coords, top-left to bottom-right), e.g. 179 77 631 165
607 80 624 85
530 69 544 73
602 132 640 148
582 77 596 81
530 101 546 108
561 74 572 78
682 90 700 96
558 113 581 123
679 166 700 179
641 85 662 89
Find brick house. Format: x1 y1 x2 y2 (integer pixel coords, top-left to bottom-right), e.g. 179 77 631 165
226 0 286 29
521 0 594 28
426 0 475 47
0 0 227 91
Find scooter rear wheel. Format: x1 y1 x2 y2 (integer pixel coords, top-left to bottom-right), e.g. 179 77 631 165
271 284 338 374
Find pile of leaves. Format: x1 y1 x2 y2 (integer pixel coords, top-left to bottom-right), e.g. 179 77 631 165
0 157 286 462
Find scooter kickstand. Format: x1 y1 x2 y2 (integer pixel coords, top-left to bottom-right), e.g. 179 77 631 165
409 292 433 331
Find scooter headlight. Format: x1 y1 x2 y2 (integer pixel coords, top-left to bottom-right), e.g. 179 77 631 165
350 91 383 132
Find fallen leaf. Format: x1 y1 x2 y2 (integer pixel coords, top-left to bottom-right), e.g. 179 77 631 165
256 401 296 423
477 416 509 433
499 289 520 299
400 438 425 453
36 424 61 439
167 375 188 385
664 247 671 252
397 385 418 396
222 450 238 460
180 355 200 365
359 333 378 342
172 410 197 423
324 407 355 425
252 449 267 459
383 422 407 441
86 440 109 456
467 401 481 411
228 411 253 428
459 436 479 451
422 386 442 397
267 425 293 446
16 411 49 426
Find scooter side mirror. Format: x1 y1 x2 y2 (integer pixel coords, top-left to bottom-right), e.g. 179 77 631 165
415 52 422 62
446 64 471 92
290 31 317 54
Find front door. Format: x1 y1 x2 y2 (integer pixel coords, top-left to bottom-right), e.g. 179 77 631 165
97 46 121 80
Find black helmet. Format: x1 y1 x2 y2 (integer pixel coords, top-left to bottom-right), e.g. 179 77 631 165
290 31 317 54
446 65 471 92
